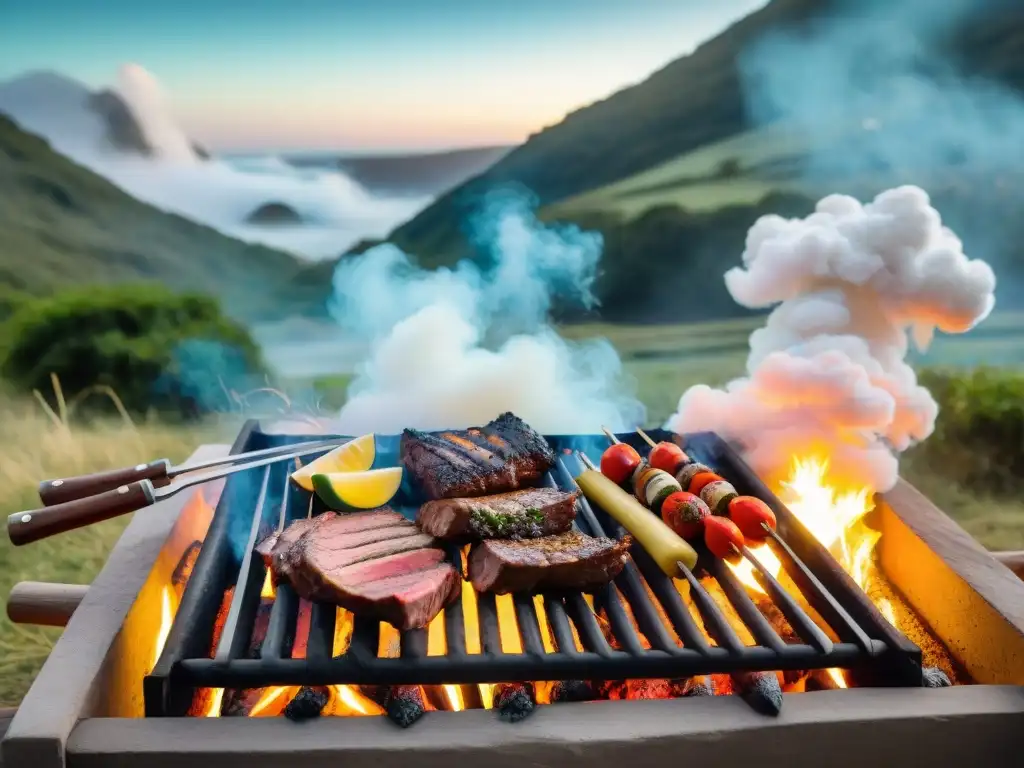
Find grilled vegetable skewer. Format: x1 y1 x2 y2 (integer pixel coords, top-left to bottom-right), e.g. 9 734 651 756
599 428 642 486
636 428 690 474
575 453 698 573
728 496 777 541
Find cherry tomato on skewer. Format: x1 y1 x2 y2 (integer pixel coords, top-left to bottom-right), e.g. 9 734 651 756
648 441 689 474
728 496 777 542
660 491 710 540
704 516 745 562
600 443 642 485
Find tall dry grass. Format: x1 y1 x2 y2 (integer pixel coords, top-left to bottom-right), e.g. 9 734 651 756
0 381 212 706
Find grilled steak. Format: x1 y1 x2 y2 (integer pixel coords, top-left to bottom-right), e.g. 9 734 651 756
259 508 461 629
468 530 632 594
417 487 579 540
400 412 556 500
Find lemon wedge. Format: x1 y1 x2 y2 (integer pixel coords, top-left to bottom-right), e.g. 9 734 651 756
311 467 403 510
290 434 375 491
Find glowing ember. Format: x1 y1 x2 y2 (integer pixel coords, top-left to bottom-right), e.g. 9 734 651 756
328 685 383 716
249 686 298 717
202 688 225 717
828 668 849 689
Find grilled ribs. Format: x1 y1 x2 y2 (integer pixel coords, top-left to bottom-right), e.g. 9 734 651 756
417 487 579 540
400 412 556 500
468 530 632 594
256 508 460 629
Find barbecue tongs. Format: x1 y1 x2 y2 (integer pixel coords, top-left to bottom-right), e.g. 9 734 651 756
8 437 346 547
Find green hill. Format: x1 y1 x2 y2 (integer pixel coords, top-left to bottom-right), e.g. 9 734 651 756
387 0 1024 286
0 115 328 322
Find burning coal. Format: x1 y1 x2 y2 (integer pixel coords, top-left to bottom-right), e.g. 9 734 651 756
666 184 996 493
330 189 645 434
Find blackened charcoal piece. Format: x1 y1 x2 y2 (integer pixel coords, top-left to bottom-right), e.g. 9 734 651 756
923 667 952 688
732 671 783 716
386 685 427 728
495 682 535 723
284 686 330 721
680 676 715 697
551 679 596 703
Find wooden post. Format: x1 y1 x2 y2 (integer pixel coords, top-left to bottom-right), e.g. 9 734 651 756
6 582 89 627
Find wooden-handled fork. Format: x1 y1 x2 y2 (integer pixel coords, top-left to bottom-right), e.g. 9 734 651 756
12 439 344 546
36 437 341 506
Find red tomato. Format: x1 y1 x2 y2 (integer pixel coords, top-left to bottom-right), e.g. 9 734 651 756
704 516 745 561
648 442 688 474
660 491 710 540
688 471 723 496
728 496 777 541
600 443 641 485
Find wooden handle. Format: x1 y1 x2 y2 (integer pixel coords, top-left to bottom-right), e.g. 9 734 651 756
992 550 1024 581
38 459 170 506
7 581 89 626
8 481 155 546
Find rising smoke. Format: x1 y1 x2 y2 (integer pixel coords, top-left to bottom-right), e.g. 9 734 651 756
739 0 1023 182
666 185 996 493
330 190 645 435
664 0 1013 492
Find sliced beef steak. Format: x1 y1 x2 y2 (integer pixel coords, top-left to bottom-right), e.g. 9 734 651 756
468 530 632 594
400 412 556 500
417 487 579 540
260 508 460 629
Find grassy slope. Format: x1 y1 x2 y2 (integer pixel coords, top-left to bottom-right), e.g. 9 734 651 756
0 394 211 706
0 116 327 322
387 0 1023 268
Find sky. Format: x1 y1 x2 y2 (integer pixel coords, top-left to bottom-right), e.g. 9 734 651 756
1 0 768 152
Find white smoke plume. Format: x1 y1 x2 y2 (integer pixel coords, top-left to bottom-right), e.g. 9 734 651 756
330 191 645 434
666 185 996 493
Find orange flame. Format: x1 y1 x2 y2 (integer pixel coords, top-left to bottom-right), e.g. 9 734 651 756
261 570 276 600
726 453 895 684
152 585 177 671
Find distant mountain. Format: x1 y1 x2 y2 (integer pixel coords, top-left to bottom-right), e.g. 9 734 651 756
0 69 205 162
285 145 511 197
386 0 1024 270
0 115 326 322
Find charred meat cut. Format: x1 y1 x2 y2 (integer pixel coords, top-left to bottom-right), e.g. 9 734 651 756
257 508 460 629
417 487 579 540
400 412 556 500
468 530 632 593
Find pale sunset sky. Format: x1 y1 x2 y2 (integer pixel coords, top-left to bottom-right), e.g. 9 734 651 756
1 0 767 152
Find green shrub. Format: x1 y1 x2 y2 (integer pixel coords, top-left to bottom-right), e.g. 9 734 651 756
0 284 266 418
0 286 27 322
906 367 1024 495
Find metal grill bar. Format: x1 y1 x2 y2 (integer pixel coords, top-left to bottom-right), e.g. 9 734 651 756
709 558 787 652
145 426 922 716
213 466 273 661
543 596 578 654
476 592 503 656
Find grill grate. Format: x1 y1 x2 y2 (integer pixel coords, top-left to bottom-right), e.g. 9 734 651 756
144 422 922 717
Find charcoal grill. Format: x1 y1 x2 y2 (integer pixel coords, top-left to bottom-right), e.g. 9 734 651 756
144 422 922 716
